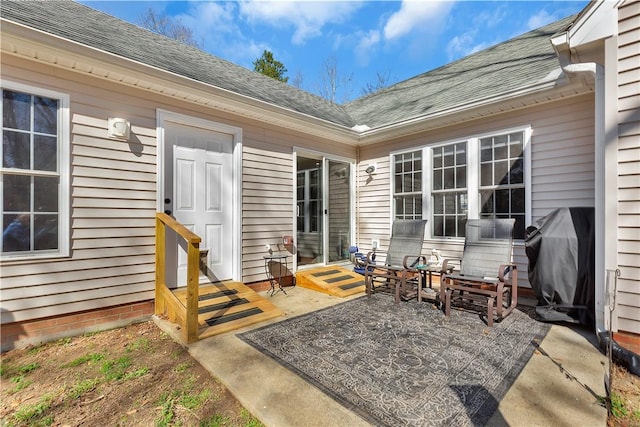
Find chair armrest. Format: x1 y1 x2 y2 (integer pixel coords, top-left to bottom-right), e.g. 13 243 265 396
498 264 517 282
366 251 380 264
403 254 427 269
440 258 460 274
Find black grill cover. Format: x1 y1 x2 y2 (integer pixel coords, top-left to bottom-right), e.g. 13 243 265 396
525 207 595 327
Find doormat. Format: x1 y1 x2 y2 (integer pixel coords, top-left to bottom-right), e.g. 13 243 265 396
238 295 549 426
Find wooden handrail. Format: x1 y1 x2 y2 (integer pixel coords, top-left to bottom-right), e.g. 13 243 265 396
156 212 201 244
155 212 201 344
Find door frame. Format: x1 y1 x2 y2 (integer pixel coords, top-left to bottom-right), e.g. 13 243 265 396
293 148 355 270
157 109 243 281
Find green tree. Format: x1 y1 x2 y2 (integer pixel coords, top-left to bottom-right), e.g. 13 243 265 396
253 50 289 83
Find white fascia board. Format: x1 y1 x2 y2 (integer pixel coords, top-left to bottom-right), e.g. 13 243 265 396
568 1 617 47
0 19 358 145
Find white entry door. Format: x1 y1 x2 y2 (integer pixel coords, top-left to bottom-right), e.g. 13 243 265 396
165 122 234 284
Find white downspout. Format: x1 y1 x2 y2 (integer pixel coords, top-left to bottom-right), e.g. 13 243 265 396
551 34 607 335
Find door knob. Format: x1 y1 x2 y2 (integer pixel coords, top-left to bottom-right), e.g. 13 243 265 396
164 210 172 215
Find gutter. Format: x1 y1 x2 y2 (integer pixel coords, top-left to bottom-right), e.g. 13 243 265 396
551 33 607 336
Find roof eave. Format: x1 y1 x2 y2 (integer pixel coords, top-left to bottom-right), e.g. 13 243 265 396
354 74 591 145
0 19 359 145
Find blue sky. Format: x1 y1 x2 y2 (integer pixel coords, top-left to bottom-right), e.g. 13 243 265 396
80 0 588 102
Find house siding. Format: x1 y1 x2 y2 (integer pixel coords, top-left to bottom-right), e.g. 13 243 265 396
0 54 357 329
1 58 159 326
616 0 640 334
241 145 294 283
241 129 356 282
357 94 595 288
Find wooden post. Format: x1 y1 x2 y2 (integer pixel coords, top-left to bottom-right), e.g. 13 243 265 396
155 215 166 316
155 212 201 344
185 241 200 343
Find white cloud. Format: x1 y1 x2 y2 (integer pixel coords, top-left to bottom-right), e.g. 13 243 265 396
527 9 558 30
473 6 507 29
238 0 363 45
173 2 271 68
446 29 492 61
181 1 238 35
383 0 454 41
224 39 272 68
354 29 381 66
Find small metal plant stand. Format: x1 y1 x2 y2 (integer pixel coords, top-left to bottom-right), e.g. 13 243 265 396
263 253 289 296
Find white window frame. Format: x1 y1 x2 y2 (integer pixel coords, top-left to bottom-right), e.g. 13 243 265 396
1 80 70 260
390 125 532 241
391 149 423 221
430 140 468 238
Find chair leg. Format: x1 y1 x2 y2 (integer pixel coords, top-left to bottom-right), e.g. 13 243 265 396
445 289 452 317
487 296 495 327
439 278 449 309
495 284 504 319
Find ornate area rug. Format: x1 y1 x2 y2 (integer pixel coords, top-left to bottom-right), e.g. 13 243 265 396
238 295 549 426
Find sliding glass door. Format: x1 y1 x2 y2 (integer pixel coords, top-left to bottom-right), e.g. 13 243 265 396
296 154 352 267
326 159 351 263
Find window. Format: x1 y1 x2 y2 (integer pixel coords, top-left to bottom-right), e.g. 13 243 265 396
432 142 467 237
392 127 529 240
393 151 422 219
1 85 69 257
296 168 321 233
479 131 525 238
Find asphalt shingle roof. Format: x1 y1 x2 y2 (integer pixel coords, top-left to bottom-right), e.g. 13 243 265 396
2 0 576 131
344 16 576 129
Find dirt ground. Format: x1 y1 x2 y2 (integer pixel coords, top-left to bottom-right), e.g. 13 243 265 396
1 320 638 427
609 363 640 427
0 321 262 427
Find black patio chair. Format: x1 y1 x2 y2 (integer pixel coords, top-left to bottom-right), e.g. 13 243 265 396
440 218 517 326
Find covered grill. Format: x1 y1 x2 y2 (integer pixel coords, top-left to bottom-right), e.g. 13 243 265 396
525 207 595 327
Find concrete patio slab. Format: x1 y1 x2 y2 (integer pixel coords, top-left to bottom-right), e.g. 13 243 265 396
154 286 608 427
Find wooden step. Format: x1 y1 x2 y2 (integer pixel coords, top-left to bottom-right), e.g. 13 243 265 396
295 266 365 297
172 281 284 339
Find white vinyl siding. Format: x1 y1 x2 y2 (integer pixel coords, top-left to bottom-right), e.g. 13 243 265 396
355 157 391 255
616 0 640 334
242 146 294 283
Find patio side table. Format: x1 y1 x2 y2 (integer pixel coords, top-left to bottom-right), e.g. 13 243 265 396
264 254 289 296
416 264 454 303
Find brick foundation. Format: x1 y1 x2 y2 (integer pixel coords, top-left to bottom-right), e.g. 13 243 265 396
1 301 154 353
614 330 640 356
247 277 296 293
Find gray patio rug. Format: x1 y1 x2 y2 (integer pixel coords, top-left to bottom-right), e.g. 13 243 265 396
238 295 550 426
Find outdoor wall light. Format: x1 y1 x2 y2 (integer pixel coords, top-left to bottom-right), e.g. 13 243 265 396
108 117 130 139
365 164 376 174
